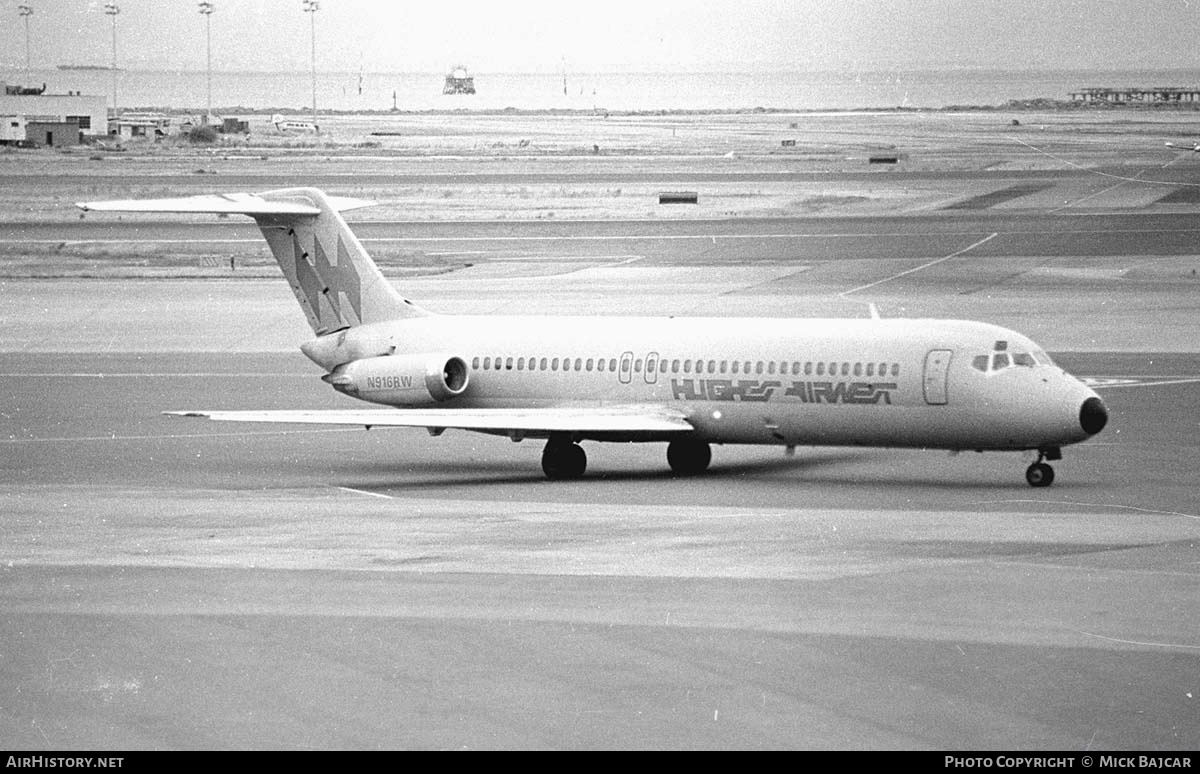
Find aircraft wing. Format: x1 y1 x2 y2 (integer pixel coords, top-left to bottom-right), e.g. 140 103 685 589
165 406 695 434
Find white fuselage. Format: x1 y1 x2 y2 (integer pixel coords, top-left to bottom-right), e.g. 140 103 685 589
309 314 1101 452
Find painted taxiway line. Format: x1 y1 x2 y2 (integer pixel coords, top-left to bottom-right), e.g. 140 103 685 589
333 485 394 500
839 232 999 297
1084 377 1200 389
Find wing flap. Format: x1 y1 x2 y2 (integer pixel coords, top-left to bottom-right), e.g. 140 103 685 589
165 407 694 434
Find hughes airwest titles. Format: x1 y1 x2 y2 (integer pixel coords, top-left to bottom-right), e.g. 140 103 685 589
76 188 1108 485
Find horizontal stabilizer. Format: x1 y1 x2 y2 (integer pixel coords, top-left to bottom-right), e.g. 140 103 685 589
76 191 375 215
166 407 694 434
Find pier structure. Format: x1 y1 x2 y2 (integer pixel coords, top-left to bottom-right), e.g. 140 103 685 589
1070 86 1200 105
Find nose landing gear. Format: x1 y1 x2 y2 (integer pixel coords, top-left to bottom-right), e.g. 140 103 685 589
1025 447 1061 487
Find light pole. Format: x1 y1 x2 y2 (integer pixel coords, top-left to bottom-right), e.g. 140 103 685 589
199 2 214 123
302 0 319 132
17 4 33 75
104 2 120 113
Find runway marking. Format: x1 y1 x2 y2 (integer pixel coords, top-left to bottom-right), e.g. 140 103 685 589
333 485 393 500
839 232 998 297
0 428 360 444
1071 629 1200 652
970 499 1200 522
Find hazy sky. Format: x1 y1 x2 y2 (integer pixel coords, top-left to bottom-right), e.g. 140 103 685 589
4 0 1200 73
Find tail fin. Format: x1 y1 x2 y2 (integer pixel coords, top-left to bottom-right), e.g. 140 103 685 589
77 187 429 334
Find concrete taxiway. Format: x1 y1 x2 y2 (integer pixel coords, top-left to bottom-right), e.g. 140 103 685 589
1 350 1198 750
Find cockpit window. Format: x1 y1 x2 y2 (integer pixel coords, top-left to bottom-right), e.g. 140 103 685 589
974 348 1044 373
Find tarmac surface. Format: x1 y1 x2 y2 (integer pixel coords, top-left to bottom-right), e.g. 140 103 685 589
2 158 1200 750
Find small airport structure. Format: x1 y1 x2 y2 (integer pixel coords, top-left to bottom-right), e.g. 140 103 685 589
0 82 108 144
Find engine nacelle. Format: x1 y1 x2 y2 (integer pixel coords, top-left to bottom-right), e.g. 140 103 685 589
325 353 469 406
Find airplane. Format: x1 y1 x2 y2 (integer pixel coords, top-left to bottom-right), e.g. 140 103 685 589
76 187 1108 487
1165 141 1200 152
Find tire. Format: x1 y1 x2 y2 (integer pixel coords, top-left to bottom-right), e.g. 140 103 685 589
542 442 587 480
667 440 712 476
1025 462 1055 488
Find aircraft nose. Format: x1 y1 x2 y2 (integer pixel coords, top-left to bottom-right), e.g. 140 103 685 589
1079 396 1108 435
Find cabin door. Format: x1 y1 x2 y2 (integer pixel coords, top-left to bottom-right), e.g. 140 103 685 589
923 349 953 405
643 352 660 384
618 351 634 384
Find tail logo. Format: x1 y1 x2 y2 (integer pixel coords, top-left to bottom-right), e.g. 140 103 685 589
292 231 363 327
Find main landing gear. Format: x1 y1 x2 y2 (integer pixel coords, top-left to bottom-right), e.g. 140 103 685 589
540 437 714 480
1025 447 1061 488
667 439 711 476
541 435 587 480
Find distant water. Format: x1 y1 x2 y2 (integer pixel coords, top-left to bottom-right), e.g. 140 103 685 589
10 67 1200 113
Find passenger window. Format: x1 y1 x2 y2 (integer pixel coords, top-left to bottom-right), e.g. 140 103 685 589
575 358 583 371
756 362 764 375
853 362 862 377
706 360 715 373
804 362 813 375
767 362 776 375
586 358 593 371
793 362 802 375
744 361 752 374
841 363 849 376
683 360 692 373
731 361 740 374
483 357 491 369
596 358 604 372
552 358 559 371
634 359 642 373
890 364 899 377
972 355 989 372
505 357 513 370
816 362 825 376
661 360 669 373
671 359 680 373
866 362 875 377
878 362 887 376
540 357 548 370
495 356 503 370
472 357 480 369
719 361 727 374
517 357 525 370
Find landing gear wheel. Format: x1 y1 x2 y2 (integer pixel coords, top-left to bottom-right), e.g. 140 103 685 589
542 441 587 480
1025 462 1055 488
667 440 712 476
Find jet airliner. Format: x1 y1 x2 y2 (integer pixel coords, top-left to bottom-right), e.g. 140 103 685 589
77 188 1108 486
